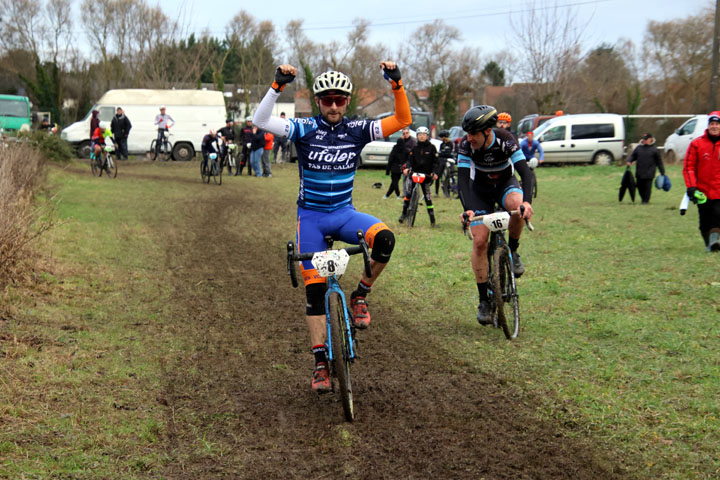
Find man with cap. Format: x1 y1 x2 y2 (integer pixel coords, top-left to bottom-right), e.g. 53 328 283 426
684 112 720 251
153 106 174 158
626 132 665 204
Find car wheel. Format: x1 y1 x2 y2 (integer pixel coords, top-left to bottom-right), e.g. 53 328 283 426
172 142 194 162
592 150 613 166
77 141 92 158
665 150 676 164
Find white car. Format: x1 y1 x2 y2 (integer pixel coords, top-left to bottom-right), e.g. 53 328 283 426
359 128 442 167
663 115 707 163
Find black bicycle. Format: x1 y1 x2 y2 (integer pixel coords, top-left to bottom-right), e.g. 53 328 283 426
440 157 459 199
287 231 372 422
463 207 533 339
150 128 173 161
91 144 117 178
222 142 239 175
201 152 222 185
405 172 428 227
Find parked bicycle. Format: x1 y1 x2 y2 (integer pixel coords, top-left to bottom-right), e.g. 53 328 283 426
286 230 372 422
90 145 117 178
150 128 173 161
201 152 222 185
462 207 533 339
440 157 459 199
222 142 239 175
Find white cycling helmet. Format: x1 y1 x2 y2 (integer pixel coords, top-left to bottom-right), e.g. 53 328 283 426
159 105 166 110
313 71 353 96
416 126 430 135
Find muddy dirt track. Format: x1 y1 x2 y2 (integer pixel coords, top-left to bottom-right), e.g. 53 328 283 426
106 163 626 479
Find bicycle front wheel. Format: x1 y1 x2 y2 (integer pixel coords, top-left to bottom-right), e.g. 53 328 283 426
329 292 354 422
407 186 420 227
492 245 520 339
226 153 236 175
150 140 158 161
448 171 459 199
212 159 222 185
105 156 117 178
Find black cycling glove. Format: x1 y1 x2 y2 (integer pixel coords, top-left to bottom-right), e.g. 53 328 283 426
272 67 295 93
383 65 403 90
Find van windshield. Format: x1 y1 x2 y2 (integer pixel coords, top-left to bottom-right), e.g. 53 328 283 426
0 99 29 117
533 118 557 137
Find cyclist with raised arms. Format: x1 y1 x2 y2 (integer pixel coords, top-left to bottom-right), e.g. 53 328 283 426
253 61 411 393
457 105 534 325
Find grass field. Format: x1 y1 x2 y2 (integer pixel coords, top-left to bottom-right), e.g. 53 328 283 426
1 160 718 478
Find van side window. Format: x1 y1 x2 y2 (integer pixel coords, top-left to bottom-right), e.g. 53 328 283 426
99 106 115 122
571 123 615 140
679 120 696 136
541 125 566 142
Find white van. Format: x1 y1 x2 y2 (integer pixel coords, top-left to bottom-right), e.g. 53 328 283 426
662 115 707 163
532 113 625 165
61 89 227 161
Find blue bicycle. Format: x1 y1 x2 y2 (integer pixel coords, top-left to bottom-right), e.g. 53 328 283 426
287 230 372 422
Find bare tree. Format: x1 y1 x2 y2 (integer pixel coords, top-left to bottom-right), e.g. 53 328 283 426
0 0 43 59
510 0 587 113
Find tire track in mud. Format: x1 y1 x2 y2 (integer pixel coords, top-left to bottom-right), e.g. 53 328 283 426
148 168 625 479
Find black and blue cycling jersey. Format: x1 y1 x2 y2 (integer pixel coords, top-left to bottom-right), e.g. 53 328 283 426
283 115 383 212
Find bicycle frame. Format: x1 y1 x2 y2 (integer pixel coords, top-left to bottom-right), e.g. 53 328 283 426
324 273 355 365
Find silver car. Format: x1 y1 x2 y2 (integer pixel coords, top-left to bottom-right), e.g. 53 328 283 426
359 128 442 167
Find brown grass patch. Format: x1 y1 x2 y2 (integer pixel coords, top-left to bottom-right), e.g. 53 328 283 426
0 142 53 292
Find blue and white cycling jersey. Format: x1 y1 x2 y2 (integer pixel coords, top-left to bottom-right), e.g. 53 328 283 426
283 115 383 212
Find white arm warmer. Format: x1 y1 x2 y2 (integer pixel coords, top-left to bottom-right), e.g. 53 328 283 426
252 88 292 137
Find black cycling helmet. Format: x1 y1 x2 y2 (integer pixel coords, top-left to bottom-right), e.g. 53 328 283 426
462 105 498 134
438 129 450 138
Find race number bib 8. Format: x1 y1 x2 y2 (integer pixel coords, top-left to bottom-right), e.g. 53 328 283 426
482 212 511 232
312 249 351 277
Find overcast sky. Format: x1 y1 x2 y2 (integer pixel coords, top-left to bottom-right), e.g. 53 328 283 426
164 0 712 60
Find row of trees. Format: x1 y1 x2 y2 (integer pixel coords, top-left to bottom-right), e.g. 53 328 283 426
0 0 716 135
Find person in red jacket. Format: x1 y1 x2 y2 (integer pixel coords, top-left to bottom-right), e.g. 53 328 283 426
262 130 274 177
683 111 720 251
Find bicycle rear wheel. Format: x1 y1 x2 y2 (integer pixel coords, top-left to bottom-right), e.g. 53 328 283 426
492 245 520 339
226 153 236 175
201 160 209 183
407 186 420 227
329 292 354 421
90 156 100 176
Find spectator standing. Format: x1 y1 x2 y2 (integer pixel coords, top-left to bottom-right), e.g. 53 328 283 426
90 109 100 139
239 117 254 176
435 129 456 195
383 128 414 199
626 133 665 204
262 129 274 177
250 126 265 177
272 112 290 163
110 107 132 160
683 112 720 251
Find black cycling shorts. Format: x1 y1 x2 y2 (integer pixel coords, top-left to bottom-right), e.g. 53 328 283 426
463 176 523 215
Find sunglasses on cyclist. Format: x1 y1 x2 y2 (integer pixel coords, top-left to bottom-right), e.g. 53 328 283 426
318 95 349 107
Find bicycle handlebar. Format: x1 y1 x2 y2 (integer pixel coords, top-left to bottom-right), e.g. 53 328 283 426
462 207 534 235
287 230 372 288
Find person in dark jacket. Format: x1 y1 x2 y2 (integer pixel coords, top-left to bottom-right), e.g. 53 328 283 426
398 126 441 226
110 107 132 160
238 117 254 175
384 128 413 198
626 132 665 204
250 125 265 177
436 129 456 195
89 109 100 140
